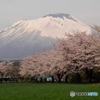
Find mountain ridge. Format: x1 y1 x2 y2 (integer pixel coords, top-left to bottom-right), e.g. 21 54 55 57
0 13 92 60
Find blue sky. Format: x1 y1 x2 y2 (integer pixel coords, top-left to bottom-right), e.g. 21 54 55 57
0 0 100 30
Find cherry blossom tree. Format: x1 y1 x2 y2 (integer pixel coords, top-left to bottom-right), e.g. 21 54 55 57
20 50 64 82
20 30 100 83
0 61 19 83
56 32 100 83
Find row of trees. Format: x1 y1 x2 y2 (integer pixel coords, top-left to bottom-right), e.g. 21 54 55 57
0 61 19 83
0 25 100 83
20 33 100 83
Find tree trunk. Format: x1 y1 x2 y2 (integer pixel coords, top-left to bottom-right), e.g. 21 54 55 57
65 76 68 83
0 78 3 83
89 69 93 83
40 77 43 83
57 74 62 83
51 76 54 83
76 73 81 83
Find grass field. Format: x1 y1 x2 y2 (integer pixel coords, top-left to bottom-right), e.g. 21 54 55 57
0 83 99 100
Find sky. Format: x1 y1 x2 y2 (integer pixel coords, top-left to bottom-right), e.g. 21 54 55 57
0 0 100 30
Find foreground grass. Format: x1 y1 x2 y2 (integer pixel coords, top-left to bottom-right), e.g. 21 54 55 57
0 83 100 100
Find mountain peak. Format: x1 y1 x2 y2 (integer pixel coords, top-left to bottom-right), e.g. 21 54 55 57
43 13 77 22
0 13 92 60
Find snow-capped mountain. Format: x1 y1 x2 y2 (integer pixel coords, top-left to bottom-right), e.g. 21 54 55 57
0 13 92 60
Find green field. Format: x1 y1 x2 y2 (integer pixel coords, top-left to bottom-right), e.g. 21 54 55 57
0 83 99 100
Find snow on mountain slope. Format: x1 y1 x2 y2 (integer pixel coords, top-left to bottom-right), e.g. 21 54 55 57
0 13 92 60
